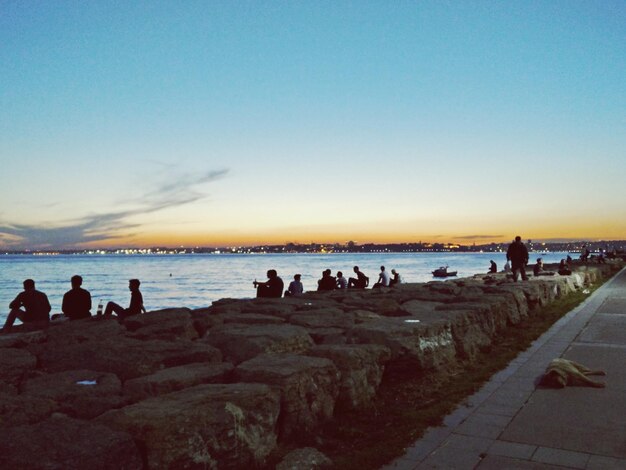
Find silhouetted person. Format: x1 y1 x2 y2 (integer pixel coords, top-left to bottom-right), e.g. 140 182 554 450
336 271 348 289
489 260 497 273
348 266 369 289
558 259 572 276
103 279 146 320
506 236 529 281
254 270 284 298
2 279 51 333
390 269 403 287
62 275 92 320
285 274 303 297
373 266 390 288
317 269 336 291
533 258 544 276
580 245 590 263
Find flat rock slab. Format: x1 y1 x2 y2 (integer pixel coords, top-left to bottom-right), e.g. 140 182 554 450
577 313 626 344
0 415 142 469
0 330 47 349
97 383 281 469
204 323 314 364
21 369 124 419
220 313 286 325
34 337 222 380
276 447 333 469
234 353 339 436
123 362 234 401
289 308 354 329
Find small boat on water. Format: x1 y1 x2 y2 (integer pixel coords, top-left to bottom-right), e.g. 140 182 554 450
432 266 458 278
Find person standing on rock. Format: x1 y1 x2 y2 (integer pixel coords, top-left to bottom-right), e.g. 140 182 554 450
348 266 369 289
62 275 92 320
506 236 529 282
2 279 51 333
254 269 284 298
102 279 146 320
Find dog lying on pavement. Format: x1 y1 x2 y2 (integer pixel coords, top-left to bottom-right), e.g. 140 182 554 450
540 358 606 388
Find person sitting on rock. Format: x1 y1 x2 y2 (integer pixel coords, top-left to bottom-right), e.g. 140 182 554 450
254 270 284 298
373 266 390 288
489 260 497 273
558 259 572 276
102 279 146 320
336 271 348 289
389 269 403 287
348 266 369 289
62 275 92 320
285 274 303 296
317 269 336 291
2 279 51 333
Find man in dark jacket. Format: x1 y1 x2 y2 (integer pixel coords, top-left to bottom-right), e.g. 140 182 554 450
62 275 92 320
507 236 529 281
2 279 51 332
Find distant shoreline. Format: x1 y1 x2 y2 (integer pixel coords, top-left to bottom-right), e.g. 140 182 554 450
2 239 625 257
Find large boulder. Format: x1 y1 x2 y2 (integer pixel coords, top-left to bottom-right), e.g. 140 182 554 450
33 337 222 380
0 348 37 386
349 317 456 371
0 415 142 469
0 330 47 349
123 308 198 341
289 308 354 329
97 383 281 469
276 447 333 469
0 392 57 427
203 324 314 364
307 344 391 410
20 370 124 419
234 353 339 436
123 362 234 402
220 313 286 325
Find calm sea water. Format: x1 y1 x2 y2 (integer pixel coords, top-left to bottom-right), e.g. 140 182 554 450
0 252 571 322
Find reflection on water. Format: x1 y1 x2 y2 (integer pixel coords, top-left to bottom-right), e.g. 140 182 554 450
0 252 571 322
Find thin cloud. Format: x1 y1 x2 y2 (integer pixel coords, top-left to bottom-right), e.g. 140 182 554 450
0 168 228 249
456 235 504 240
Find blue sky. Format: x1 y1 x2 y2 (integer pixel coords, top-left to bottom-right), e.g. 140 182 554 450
1 1 625 249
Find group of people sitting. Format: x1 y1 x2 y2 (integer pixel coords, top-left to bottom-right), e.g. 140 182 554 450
1 276 146 334
254 265 404 298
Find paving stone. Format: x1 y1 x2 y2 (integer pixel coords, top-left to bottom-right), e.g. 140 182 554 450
440 433 494 453
585 455 626 470
487 440 537 460
532 446 590 469
419 447 482 469
454 412 512 439
577 314 626 344
477 454 563 469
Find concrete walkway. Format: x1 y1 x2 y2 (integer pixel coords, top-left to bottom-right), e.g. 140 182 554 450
383 268 626 469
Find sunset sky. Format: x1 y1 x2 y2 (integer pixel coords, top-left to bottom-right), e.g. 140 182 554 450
1 1 625 249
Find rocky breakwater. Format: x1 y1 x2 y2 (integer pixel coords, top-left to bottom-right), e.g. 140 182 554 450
0 262 621 469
